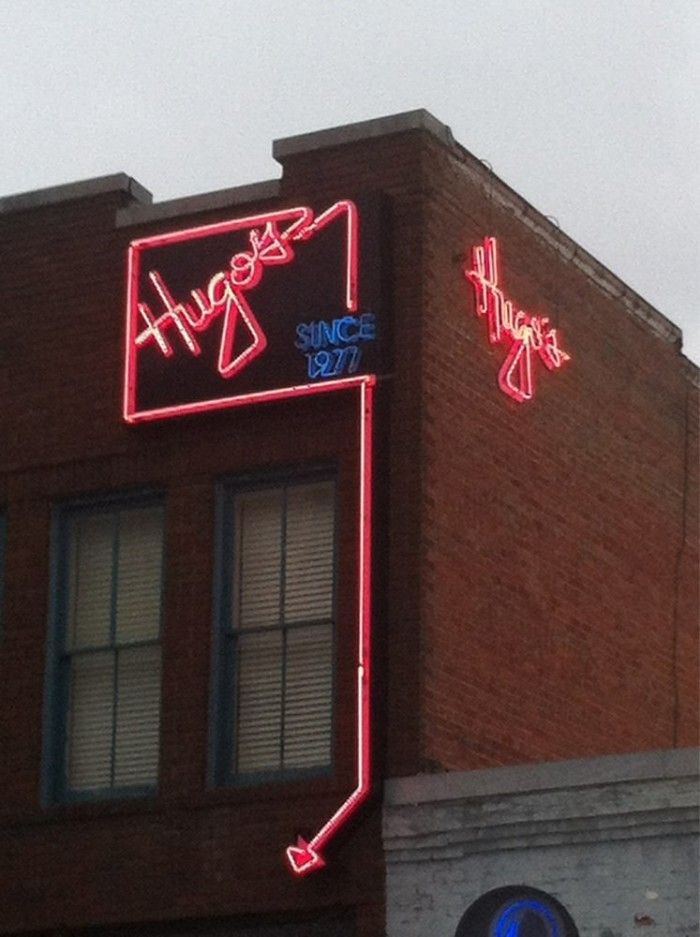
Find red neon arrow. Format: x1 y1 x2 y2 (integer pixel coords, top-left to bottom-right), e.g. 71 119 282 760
285 378 374 877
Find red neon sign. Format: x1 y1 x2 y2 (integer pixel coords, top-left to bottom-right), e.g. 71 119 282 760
124 201 365 423
285 376 374 877
124 201 378 876
464 237 570 402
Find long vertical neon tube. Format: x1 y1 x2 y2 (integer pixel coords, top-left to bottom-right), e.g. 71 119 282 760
285 375 374 876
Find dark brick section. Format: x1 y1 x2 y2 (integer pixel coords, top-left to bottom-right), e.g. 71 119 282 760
0 169 395 937
0 113 697 936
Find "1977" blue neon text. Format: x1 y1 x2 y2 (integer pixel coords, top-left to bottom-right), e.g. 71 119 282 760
306 345 362 378
296 312 376 380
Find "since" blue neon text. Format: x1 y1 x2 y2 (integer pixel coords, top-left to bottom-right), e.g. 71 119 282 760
295 313 376 379
295 313 376 352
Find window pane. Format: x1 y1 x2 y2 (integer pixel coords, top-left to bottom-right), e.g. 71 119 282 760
115 506 164 644
235 630 283 773
54 499 163 800
284 482 335 624
223 477 336 781
235 489 283 630
67 513 113 650
283 623 333 769
66 650 114 790
113 645 161 786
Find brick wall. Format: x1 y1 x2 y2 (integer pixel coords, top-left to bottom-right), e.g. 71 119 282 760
419 135 699 771
0 185 393 934
0 114 697 935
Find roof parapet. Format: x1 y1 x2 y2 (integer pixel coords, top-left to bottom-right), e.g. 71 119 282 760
1 111 687 356
443 141 683 347
0 173 151 215
116 179 280 229
273 108 454 162
272 109 683 349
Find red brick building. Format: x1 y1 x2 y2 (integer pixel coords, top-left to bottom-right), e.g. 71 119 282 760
0 111 697 937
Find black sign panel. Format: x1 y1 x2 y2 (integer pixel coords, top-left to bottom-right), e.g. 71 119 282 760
124 197 385 422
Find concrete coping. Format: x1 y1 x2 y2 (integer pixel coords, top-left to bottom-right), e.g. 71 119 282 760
115 179 280 229
384 748 700 807
272 108 455 162
0 173 152 215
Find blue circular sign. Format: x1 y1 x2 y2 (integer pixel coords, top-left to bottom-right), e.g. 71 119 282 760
491 899 561 937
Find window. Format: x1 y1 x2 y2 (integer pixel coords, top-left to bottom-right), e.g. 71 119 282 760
213 475 336 783
43 496 164 802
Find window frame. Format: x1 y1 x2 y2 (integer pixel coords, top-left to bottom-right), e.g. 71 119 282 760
209 467 339 789
42 490 166 806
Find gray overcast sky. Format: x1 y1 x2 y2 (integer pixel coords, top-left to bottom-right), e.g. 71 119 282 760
2 0 698 363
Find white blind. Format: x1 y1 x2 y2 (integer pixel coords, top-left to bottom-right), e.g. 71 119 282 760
284 482 335 624
235 490 283 629
231 480 335 775
283 623 333 769
67 513 113 650
113 645 162 786
63 502 163 793
67 651 114 790
235 630 283 773
116 507 163 644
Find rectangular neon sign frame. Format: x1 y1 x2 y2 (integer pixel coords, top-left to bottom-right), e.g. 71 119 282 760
123 202 360 424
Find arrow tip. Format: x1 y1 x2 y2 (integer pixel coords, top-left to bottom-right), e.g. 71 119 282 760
285 836 326 877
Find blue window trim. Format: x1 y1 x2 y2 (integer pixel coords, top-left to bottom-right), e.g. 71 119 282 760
209 466 338 789
41 490 165 806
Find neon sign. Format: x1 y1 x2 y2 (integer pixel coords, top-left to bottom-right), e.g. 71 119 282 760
296 312 376 379
124 199 384 423
285 376 374 877
464 237 570 403
124 202 381 878
134 225 284 379
492 899 561 937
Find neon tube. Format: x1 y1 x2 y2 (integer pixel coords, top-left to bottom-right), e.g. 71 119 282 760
464 237 570 403
124 201 359 424
493 899 561 937
285 375 374 876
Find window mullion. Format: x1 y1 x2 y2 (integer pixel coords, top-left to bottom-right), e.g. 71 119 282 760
279 486 288 772
110 510 119 645
66 635 158 655
63 519 76 792
231 496 244 775
69 517 79 652
109 511 120 788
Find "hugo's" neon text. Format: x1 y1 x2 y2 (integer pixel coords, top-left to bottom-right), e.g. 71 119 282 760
464 237 570 403
134 202 357 382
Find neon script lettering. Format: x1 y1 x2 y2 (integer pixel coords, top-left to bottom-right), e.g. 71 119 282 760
464 237 570 403
134 202 357 381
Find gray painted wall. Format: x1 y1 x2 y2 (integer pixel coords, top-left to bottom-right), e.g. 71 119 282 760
383 749 699 937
